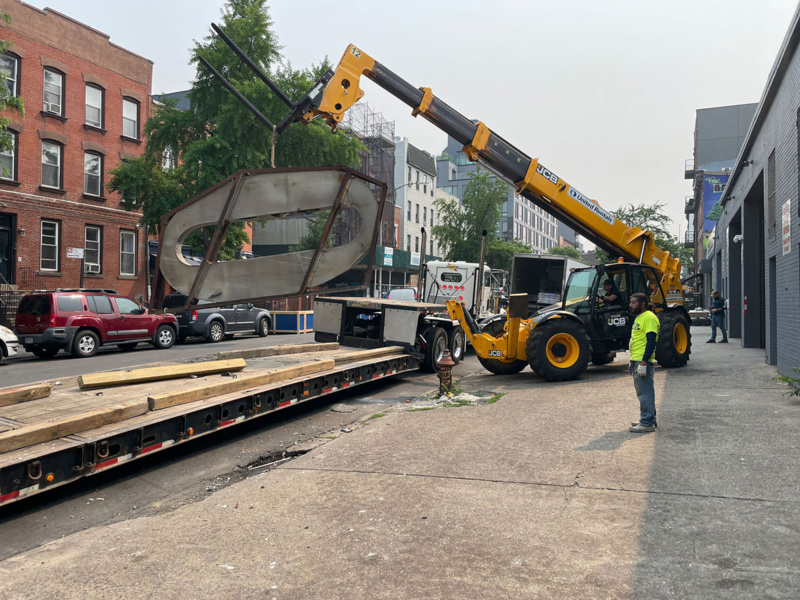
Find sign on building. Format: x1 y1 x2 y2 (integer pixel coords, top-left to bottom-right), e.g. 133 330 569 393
702 172 729 233
410 252 420 267
782 200 791 256
384 247 393 267
66 248 85 259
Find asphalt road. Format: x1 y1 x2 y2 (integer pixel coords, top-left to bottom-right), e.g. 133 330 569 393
0 331 318 388
0 333 485 561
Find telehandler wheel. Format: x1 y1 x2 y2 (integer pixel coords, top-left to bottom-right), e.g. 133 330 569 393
448 325 466 364
423 327 449 372
475 319 527 375
527 319 590 381
655 311 692 367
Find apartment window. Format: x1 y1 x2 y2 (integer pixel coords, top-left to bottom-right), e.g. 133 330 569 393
415 203 420 223
84 152 103 197
430 239 434 254
120 230 137 276
85 85 104 128
407 234 411 252
768 149 776 237
162 146 176 170
84 226 102 273
415 170 420 190
415 236 419 252
407 202 412 221
501 220 508 233
43 68 63 115
40 219 60 271
407 166 411 183
122 98 139 139
431 209 434 226
41 141 62 189
0 53 19 97
423 206 427 225
0 133 15 181
450 168 456 180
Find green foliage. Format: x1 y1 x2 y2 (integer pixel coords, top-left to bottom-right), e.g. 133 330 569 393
432 168 507 262
292 211 339 252
108 0 364 258
0 12 24 164
594 201 675 264
485 237 532 272
774 368 800 398
548 246 581 260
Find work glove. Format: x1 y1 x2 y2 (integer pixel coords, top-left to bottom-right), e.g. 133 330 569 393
636 362 648 377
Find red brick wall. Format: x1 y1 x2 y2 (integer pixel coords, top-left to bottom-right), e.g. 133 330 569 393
0 2 152 299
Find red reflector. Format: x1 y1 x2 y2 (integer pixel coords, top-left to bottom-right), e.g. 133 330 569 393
191 310 198 321
49 314 56 327
459 296 463 300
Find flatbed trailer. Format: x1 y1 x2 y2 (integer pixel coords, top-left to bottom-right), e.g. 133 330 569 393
0 344 418 507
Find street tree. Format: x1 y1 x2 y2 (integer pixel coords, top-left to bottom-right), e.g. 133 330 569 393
432 168 507 262
0 12 24 169
548 246 581 260
108 0 364 259
485 238 532 272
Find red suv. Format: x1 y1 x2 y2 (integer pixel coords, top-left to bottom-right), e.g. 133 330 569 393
15 289 178 358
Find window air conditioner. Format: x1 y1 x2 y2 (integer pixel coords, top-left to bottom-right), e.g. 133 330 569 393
43 101 61 114
85 263 101 274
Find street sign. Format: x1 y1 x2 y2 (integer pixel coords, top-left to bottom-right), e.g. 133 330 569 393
410 251 420 266
383 247 393 267
67 247 85 259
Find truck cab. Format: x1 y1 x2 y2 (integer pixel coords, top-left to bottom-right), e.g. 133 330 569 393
422 261 493 319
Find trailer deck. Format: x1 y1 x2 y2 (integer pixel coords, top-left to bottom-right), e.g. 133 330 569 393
0 344 418 506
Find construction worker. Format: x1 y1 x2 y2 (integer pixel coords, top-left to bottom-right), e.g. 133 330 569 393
707 289 728 343
628 292 660 433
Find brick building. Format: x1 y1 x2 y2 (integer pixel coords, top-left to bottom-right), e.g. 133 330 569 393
0 1 152 304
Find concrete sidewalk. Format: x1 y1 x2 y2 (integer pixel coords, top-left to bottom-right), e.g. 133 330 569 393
1 327 799 599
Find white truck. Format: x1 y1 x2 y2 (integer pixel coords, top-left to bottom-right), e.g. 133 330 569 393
421 261 495 320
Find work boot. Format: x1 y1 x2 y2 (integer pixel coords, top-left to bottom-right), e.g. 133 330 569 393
706 339 716 343
631 421 657 428
629 423 656 433
719 339 728 343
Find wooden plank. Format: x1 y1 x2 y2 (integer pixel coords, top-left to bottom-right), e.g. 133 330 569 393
0 400 148 454
0 383 51 407
215 343 339 361
147 359 335 411
332 346 405 365
77 359 247 390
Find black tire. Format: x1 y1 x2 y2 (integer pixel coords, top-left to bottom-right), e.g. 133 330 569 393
154 325 176 349
257 317 269 337
118 342 138 352
448 325 466 364
655 311 692 367
424 327 449 372
476 318 527 375
591 352 615 366
206 321 224 343
0 344 7 364
527 319 590 381
71 330 99 358
32 346 59 359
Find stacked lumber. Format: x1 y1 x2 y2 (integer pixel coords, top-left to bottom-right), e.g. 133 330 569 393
147 359 335 410
77 359 247 390
0 383 51 407
215 342 339 360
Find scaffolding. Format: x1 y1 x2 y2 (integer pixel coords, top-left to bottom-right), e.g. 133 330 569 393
336 102 396 249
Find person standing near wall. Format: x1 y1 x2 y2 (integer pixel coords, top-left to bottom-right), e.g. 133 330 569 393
628 292 660 433
707 289 728 343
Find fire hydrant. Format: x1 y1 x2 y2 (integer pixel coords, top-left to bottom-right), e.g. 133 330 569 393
437 347 456 395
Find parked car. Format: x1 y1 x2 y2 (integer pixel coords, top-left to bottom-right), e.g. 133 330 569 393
0 324 19 364
162 293 271 343
15 288 179 358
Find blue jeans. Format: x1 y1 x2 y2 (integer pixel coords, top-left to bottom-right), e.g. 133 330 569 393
630 361 656 426
710 314 727 341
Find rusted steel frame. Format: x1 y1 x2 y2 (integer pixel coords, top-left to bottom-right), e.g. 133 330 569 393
185 172 247 307
359 182 388 297
299 170 353 293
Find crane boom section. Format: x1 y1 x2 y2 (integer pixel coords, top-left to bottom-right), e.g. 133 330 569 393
303 45 682 297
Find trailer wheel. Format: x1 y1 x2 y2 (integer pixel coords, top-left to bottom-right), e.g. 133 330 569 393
424 327 449 372
475 318 527 375
448 325 466 364
655 311 692 367
527 319 590 381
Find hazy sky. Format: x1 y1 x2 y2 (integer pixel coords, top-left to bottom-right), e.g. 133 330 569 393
26 0 799 239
